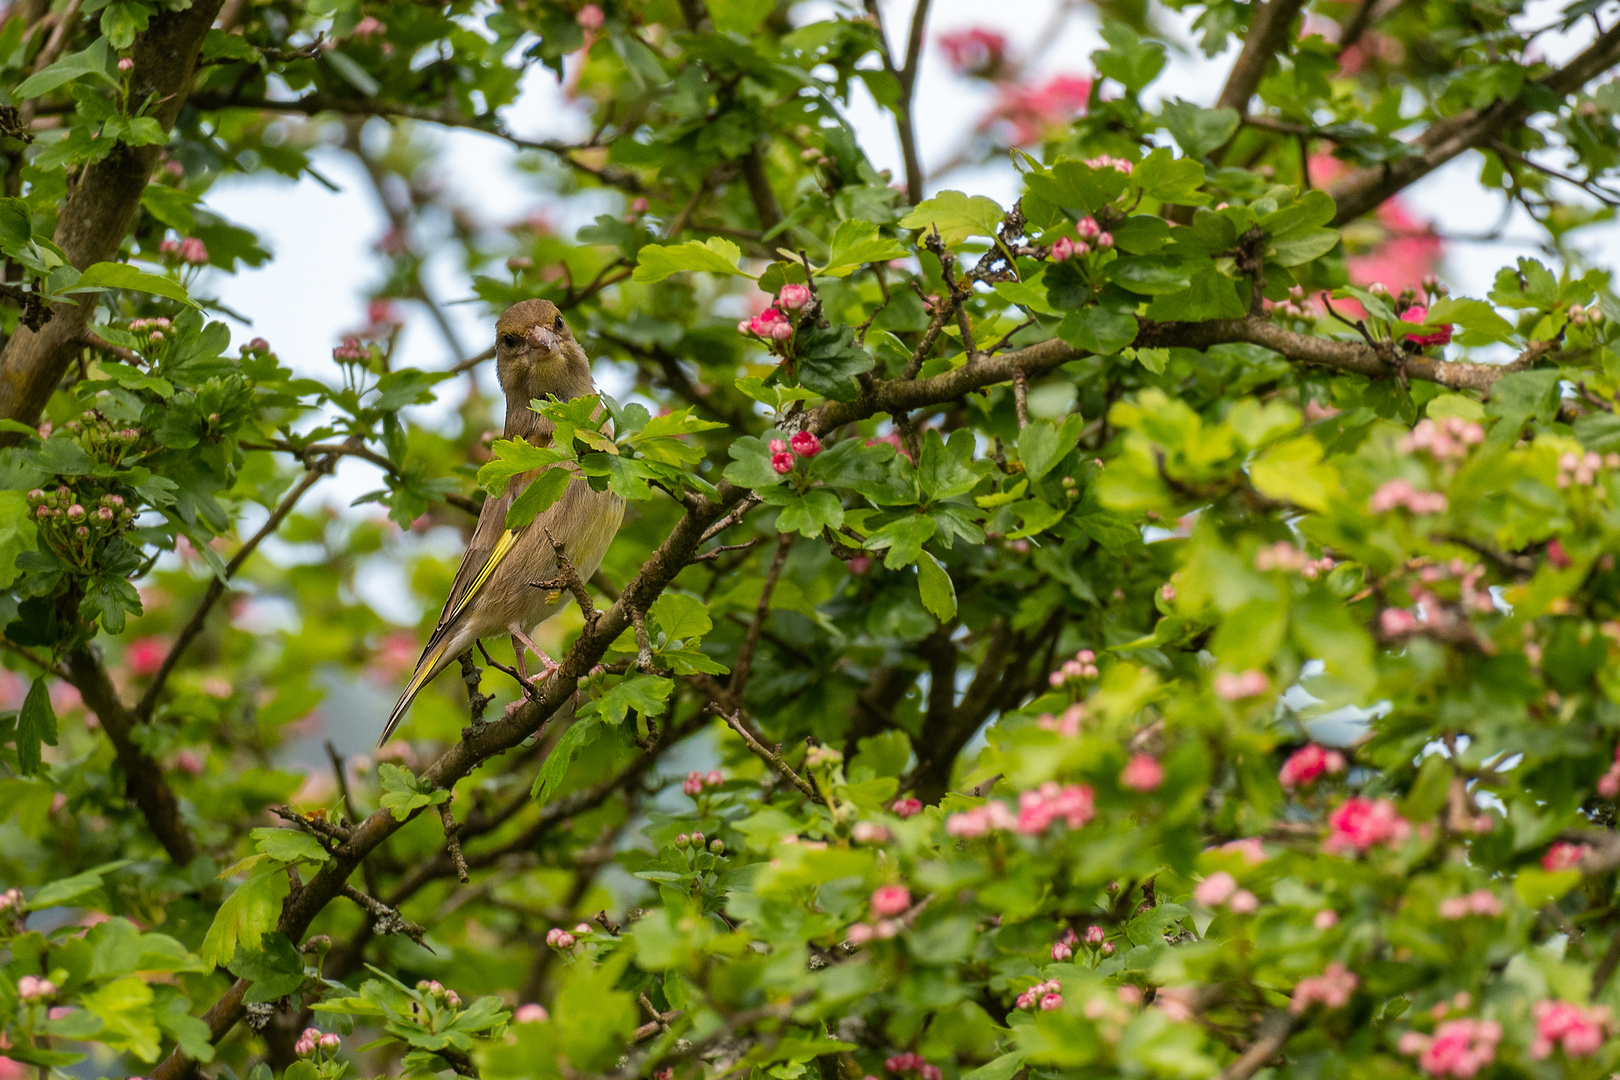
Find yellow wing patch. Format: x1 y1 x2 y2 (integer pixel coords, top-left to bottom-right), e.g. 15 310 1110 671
447 528 520 626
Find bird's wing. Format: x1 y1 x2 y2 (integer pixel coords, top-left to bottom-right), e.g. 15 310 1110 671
435 476 521 633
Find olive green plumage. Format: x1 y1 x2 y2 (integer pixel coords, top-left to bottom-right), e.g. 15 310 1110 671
381 300 625 744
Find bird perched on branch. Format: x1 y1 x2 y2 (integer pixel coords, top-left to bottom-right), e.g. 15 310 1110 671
381 299 625 743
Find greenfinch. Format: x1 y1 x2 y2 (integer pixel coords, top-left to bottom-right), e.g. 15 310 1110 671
381 300 625 743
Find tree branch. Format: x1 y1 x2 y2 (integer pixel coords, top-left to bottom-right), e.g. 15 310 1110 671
1217 1010 1297 1080
1215 0 1308 115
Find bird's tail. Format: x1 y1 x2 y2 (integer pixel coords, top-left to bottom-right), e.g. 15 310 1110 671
381 636 454 745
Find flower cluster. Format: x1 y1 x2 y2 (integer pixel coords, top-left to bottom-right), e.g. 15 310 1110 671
1084 155 1133 173
1288 962 1357 1014
332 337 368 362
29 486 137 554
1119 754 1164 792
885 1053 942 1080
1557 449 1619 487
158 236 209 265
129 316 172 340
1399 305 1453 347
871 885 911 917
945 782 1095 837
1015 978 1065 1011
891 797 922 818
1369 478 1448 515
1398 1018 1501 1076
1036 703 1085 736
1568 303 1606 325
675 830 723 854
739 307 793 341
1214 669 1269 700
545 927 579 949
986 76 1092 144
1541 841 1589 871
16 975 56 1002
1279 744 1347 789
1325 796 1410 854
852 821 892 844
1048 648 1098 687
1193 871 1258 912
1271 284 1314 320
770 430 823 474
683 769 723 796
1255 541 1335 578
938 27 1007 78
294 1027 341 1058
1437 890 1501 919
415 979 463 1007
1400 417 1484 459
1530 999 1611 1058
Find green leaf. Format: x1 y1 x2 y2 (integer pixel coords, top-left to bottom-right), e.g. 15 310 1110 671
199 869 290 968
596 673 673 725
71 262 198 307
251 827 331 865
1131 147 1206 206
632 238 751 283
1105 256 1191 295
531 716 608 804
651 593 712 642
897 190 1005 245
917 550 956 621
1058 306 1138 355
1426 296 1515 344
1268 227 1340 266
819 220 908 277
506 467 573 529
478 437 570 491
918 429 979 500
15 38 113 99
865 514 936 568
377 762 449 821
30 859 129 908
0 489 38 589
15 677 57 776
324 47 380 95
1018 413 1086 480
1161 99 1239 158
1092 23 1166 93
1249 436 1338 512
708 0 775 33
796 323 874 402
228 933 309 1004
772 486 845 537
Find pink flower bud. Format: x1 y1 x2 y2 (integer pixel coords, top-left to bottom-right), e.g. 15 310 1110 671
577 4 605 29
179 237 209 265
1051 941 1072 961
790 430 822 457
737 320 753 336
1076 217 1100 239
1040 993 1063 1011
778 283 811 310
1313 909 1338 929
319 1034 340 1050
705 770 723 787
1050 237 1074 261
770 439 788 454
891 797 921 818
684 771 704 796
871 884 911 917
295 1039 315 1057
117 57 133 72
1083 925 1105 944
771 452 795 474
1119 754 1164 792
1096 232 1114 249
629 197 648 213
515 1003 549 1023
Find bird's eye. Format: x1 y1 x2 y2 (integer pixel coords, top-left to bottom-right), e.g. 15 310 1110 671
500 333 521 349
552 314 565 333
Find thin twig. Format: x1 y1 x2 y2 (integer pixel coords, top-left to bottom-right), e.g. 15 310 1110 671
728 533 792 696
712 704 826 806
1217 1010 1297 1080
337 884 431 948
437 801 470 884
533 527 596 626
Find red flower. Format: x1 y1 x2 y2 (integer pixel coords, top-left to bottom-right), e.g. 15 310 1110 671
938 28 1008 78
984 75 1092 145
1400 305 1453 347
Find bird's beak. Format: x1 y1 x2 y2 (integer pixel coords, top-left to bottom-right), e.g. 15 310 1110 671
527 324 558 353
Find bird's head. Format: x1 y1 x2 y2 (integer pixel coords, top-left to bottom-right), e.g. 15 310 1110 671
493 299 592 403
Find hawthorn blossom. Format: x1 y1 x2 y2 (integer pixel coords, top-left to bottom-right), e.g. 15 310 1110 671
1400 417 1483 459
514 1003 548 1023
1368 478 1448 515
1289 962 1357 1014
1037 703 1086 736
1119 754 1164 792
1380 608 1419 636
945 783 1094 837
1541 841 1589 872
885 1053 941 1080
1399 1017 1501 1076
16 976 55 1002
871 885 911 918
1279 744 1347 789
1194 872 1238 907
1438 890 1501 919
937 27 1007 78
1016 978 1063 1010
741 308 793 341
1076 217 1100 240
1313 909 1339 929
576 4 604 29
891 797 922 818
771 452 795 474
1228 889 1259 913
1530 999 1611 1058
124 637 168 678
984 75 1092 144
778 283 811 310
790 431 822 457
1214 670 1269 700
1325 797 1410 854
545 928 576 948
1557 449 1619 487
1400 305 1454 347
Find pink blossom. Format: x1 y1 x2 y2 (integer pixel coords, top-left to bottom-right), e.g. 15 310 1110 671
852 821 891 844
683 771 704 796
1214 669 1269 700
1401 417 1483 459
1288 962 1357 1015
1400 305 1453 347
1369 478 1447 515
294 1038 315 1057
1049 236 1075 261
1279 744 1346 789
937 28 1007 78
1313 909 1339 929
771 452 795 475
1051 941 1072 961
778 283 811 310
1228 889 1259 914
1599 768 1620 799
845 922 875 945
1119 754 1164 792
545 928 576 948
1380 608 1418 636
1324 796 1410 854
1194 871 1238 906
514 1003 548 1023
871 885 911 918
1096 232 1114 249
1304 399 1341 421
175 750 204 775
1083 925 1105 945
705 770 723 787
16 976 55 1001
847 554 872 575
891 797 922 818
984 75 1092 144
178 237 208 265
1542 841 1589 872
125 637 168 678
1013 782 1096 835
1040 993 1063 1011
117 57 133 72
577 4 604 29
1076 217 1100 240
319 1034 340 1050
351 15 386 39
790 431 822 457
1400 1018 1501 1076
1219 837 1267 864
1531 999 1611 1058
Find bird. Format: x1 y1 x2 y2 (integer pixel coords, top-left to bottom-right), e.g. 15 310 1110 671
380 299 626 744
